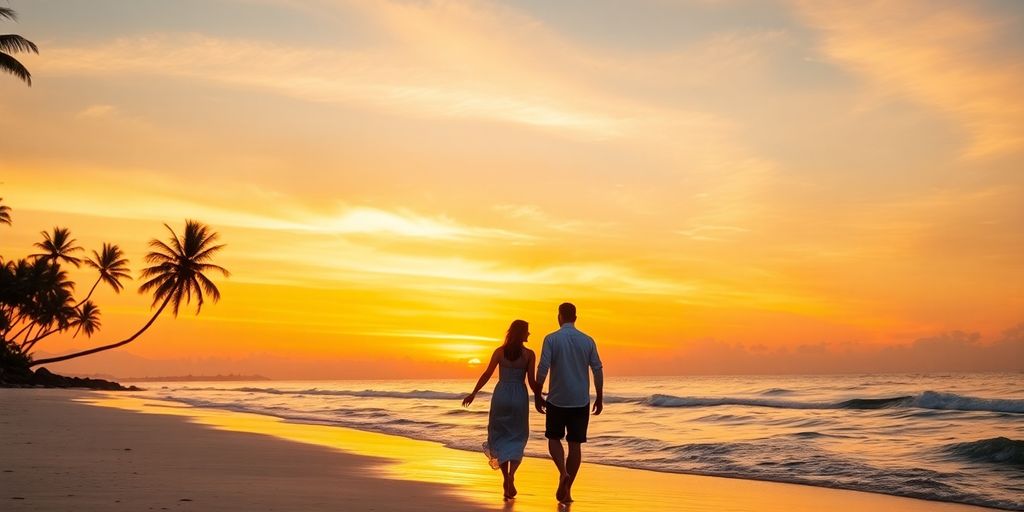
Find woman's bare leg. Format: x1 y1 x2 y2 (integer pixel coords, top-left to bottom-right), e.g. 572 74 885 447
500 461 511 499
508 460 521 497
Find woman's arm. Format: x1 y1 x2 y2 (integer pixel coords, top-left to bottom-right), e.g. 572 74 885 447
526 350 541 397
462 349 500 407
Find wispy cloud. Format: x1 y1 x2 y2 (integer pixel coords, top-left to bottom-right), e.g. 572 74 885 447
75 104 117 119
792 0 1024 158
675 224 750 242
8 168 525 241
35 32 623 138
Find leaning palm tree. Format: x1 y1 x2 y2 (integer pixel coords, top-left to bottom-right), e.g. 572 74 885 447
30 220 228 366
0 197 11 225
0 8 38 86
31 227 83 267
79 243 131 304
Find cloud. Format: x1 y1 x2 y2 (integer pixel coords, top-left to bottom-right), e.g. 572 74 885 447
28 0 793 145
792 0 1024 158
8 168 523 241
34 31 623 138
675 224 750 242
75 104 117 119
616 323 1024 375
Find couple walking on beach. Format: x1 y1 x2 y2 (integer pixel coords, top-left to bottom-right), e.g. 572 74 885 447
462 302 604 504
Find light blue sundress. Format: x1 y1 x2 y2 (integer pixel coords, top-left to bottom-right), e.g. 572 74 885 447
483 362 529 467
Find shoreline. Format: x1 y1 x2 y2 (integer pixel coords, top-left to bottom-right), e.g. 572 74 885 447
2 389 1003 512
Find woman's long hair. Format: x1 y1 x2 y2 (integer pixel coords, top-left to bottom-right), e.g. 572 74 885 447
502 320 529 361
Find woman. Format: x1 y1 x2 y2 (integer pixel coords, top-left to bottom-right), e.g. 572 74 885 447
463 319 540 501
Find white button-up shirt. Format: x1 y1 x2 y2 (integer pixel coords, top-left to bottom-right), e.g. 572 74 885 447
537 323 603 408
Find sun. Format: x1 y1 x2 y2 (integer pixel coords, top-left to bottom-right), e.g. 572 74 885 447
467 358 482 367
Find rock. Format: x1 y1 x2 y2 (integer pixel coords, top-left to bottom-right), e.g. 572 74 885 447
1 364 136 390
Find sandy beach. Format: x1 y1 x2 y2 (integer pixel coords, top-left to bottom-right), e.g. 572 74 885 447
0 389 1003 512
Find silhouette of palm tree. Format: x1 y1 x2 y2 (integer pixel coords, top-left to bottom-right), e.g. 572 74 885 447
31 227 84 267
31 220 228 366
13 259 76 352
0 8 38 86
0 197 11 225
79 243 131 304
71 301 101 338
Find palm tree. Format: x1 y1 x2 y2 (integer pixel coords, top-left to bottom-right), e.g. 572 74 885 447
70 301 101 338
0 8 38 86
31 227 83 267
79 243 131 304
0 197 11 225
14 259 75 351
30 220 228 366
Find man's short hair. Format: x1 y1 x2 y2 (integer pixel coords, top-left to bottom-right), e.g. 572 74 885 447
559 302 577 322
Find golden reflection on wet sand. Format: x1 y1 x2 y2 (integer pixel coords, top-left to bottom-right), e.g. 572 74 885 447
80 395 993 512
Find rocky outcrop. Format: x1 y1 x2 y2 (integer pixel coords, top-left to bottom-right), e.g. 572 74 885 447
0 365 137 390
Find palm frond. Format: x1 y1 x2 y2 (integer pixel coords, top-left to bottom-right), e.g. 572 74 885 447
0 8 16 21
0 34 38 54
191 243 226 263
163 223 185 255
196 272 222 302
138 272 172 294
0 52 31 86
0 198 11 225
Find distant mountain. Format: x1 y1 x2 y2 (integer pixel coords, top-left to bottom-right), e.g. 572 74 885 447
120 374 271 382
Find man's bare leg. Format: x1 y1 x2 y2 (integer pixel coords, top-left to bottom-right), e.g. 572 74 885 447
548 438 569 501
562 442 582 503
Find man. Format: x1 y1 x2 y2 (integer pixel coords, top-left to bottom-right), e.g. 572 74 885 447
535 302 604 504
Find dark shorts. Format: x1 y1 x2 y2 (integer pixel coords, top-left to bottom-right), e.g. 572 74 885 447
545 403 590 443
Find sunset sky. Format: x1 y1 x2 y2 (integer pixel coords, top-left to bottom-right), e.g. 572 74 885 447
2 0 1022 378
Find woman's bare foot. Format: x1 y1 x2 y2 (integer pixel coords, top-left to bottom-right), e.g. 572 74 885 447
503 477 511 500
508 476 517 498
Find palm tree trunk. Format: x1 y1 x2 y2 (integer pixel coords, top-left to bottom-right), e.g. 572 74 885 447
29 295 172 367
74 278 101 307
22 327 58 353
19 323 39 345
8 318 33 343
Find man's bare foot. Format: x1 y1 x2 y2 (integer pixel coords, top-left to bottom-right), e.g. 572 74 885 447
555 474 569 502
560 475 575 504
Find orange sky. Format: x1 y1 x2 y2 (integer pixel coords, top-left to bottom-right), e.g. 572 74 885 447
1 0 1022 378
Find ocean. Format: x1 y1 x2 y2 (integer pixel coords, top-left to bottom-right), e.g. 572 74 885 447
138 373 1023 510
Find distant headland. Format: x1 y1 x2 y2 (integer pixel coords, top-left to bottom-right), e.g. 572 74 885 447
120 374 272 382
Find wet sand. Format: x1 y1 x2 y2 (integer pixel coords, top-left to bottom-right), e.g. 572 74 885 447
0 389 1000 512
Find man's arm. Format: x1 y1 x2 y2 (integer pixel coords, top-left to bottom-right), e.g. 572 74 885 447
591 342 604 415
536 335 552 388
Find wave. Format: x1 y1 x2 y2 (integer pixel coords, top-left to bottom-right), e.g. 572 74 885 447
148 387 1024 511
640 391 1023 414
180 387 1022 414
161 396 455 431
912 391 1024 414
180 386 479 400
759 388 795 395
945 437 1024 465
